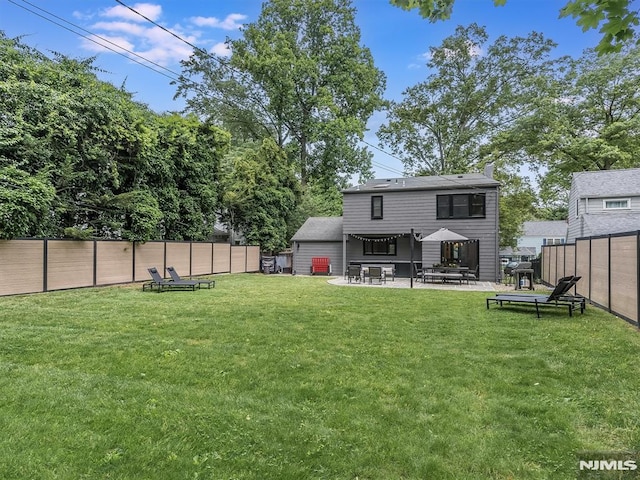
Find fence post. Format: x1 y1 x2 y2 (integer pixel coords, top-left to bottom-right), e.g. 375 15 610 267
93 239 98 287
131 241 136 283
637 231 640 328
588 238 592 300
43 239 48 293
608 234 612 313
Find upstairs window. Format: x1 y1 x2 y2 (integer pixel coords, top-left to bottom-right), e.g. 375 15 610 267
371 195 383 219
603 198 630 210
437 194 486 219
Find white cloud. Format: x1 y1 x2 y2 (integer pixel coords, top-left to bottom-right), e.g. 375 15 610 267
91 21 147 37
75 3 247 66
72 10 95 21
190 13 247 30
80 34 136 54
102 3 163 22
211 42 231 57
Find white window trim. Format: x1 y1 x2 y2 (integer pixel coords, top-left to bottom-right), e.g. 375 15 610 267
602 198 631 210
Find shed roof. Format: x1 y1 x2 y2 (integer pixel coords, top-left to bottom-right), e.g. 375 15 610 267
572 168 640 198
343 173 500 194
290 216 343 242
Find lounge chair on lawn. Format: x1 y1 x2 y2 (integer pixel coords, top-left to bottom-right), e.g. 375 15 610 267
166 266 215 289
486 276 585 318
143 267 198 292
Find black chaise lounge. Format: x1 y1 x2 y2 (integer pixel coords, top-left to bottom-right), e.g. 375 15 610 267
166 266 215 289
143 267 198 292
486 276 585 318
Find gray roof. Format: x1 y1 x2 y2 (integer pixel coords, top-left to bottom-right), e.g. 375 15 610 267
572 168 640 198
343 173 500 194
500 246 537 257
581 213 640 238
290 217 343 242
523 220 568 237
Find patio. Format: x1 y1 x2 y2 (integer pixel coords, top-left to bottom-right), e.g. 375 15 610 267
328 276 524 292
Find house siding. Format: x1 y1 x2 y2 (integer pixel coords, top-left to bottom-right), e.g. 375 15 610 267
567 185 582 242
292 241 343 276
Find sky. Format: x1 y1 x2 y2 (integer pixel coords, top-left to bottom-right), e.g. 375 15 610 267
1 0 603 179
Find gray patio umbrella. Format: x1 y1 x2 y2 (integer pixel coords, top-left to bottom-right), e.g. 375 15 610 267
418 228 468 242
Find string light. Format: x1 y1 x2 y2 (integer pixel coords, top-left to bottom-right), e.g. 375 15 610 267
349 234 405 242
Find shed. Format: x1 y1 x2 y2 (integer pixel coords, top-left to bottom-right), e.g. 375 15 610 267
291 217 343 276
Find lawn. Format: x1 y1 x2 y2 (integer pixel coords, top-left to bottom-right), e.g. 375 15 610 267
1 274 639 479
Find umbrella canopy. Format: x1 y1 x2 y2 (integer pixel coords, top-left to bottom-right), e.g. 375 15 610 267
419 228 468 242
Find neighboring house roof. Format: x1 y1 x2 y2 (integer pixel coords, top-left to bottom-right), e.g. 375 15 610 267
580 213 640 238
500 246 537 257
523 220 568 237
572 168 640 198
343 173 500 194
291 217 343 242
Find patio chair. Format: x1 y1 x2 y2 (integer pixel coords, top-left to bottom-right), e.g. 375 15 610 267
486 276 585 318
382 266 395 281
367 266 385 284
347 264 361 283
413 263 424 282
166 266 215 289
463 265 479 284
143 267 198 292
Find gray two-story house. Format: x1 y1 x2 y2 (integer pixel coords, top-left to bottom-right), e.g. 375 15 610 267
292 173 501 281
568 168 640 242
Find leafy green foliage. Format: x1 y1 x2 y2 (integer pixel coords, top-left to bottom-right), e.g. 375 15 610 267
286 181 344 241
0 33 230 242
560 0 640 53
220 139 300 253
177 0 386 186
487 45 640 206
379 24 556 175
0 165 55 238
492 167 538 247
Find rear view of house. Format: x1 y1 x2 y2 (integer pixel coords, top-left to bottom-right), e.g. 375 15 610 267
291 173 501 281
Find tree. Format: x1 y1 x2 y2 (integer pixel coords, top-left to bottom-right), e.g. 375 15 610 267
152 114 230 240
176 0 386 186
0 166 55 239
487 45 640 205
389 0 640 54
220 139 299 253
0 33 232 242
378 24 556 175
286 180 343 242
491 166 538 247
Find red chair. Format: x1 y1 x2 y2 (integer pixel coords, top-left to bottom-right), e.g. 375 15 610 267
311 257 331 275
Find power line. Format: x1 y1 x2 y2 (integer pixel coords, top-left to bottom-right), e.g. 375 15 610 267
6 0 181 82
9 0 482 185
113 0 407 178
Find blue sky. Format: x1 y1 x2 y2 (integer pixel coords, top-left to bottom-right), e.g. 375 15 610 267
1 0 601 178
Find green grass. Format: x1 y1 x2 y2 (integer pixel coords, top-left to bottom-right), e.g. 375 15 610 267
1 274 639 479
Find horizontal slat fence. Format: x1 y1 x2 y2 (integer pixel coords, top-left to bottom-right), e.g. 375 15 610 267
541 231 640 327
0 239 260 296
